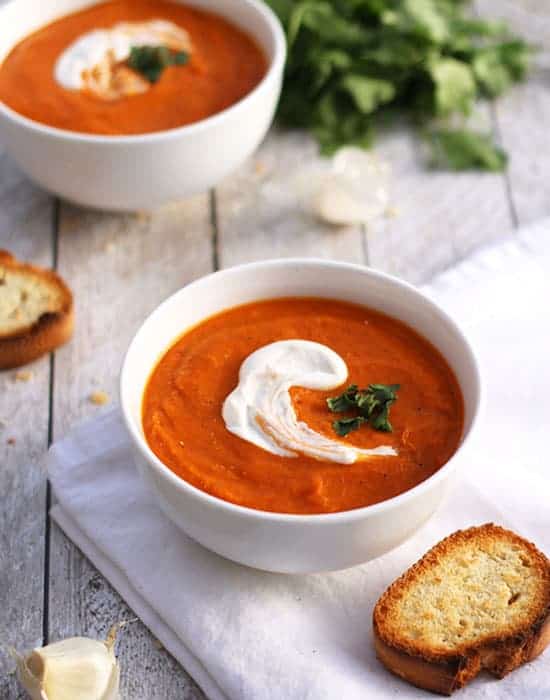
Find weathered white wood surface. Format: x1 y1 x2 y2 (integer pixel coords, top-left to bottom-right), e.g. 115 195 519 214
1 2 549 697
49 200 212 699
477 0 550 228
216 131 366 267
0 153 53 699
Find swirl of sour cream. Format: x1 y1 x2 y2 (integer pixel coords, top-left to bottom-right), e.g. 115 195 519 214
54 20 192 99
222 340 397 464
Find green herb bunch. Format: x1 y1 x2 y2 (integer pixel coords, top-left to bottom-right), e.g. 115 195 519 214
265 0 533 170
327 383 400 436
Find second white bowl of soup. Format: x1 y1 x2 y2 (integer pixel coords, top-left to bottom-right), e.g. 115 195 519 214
0 0 285 210
121 259 482 574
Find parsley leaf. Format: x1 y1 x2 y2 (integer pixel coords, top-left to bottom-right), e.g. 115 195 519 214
265 0 533 170
427 128 508 171
128 45 189 84
429 57 476 116
327 382 400 435
341 75 396 114
327 384 359 412
382 0 450 43
472 41 532 98
333 416 366 437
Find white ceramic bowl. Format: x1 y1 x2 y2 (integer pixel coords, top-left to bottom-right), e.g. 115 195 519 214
121 259 482 574
0 0 285 211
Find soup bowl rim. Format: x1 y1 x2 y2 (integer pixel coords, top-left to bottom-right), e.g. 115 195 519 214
0 0 286 143
120 257 483 525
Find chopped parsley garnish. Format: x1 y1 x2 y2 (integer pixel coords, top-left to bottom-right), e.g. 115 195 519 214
327 383 400 436
128 45 189 83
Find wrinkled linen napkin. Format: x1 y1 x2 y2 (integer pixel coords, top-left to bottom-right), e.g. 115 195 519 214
48 219 550 700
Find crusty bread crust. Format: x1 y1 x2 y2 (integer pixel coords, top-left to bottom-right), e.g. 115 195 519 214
373 524 550 695
373 630 478 695
0 250 74 369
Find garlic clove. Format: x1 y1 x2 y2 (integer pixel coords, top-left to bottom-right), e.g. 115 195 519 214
310 176 376 226
332 146 390 182
296 146 392 227
17 633 120 700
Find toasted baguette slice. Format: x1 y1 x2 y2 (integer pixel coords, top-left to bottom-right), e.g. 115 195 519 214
0 250 74 369
373 524 550 695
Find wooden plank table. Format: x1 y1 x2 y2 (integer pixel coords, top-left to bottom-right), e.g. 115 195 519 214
1 2 549 697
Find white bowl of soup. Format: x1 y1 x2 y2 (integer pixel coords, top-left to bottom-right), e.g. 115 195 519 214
120 259 482 574
0 0 285 210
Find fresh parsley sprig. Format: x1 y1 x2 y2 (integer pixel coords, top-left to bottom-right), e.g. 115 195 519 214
265 0 533 170
128 45 189 84
327 383 400 436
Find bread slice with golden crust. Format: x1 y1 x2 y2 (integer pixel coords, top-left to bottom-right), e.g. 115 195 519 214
0 250 74 369
373 524 550 695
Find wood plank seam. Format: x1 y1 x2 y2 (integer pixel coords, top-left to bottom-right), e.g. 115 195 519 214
489 102 520 230
210 189 220 271
472 0 518 235
43 197 60 646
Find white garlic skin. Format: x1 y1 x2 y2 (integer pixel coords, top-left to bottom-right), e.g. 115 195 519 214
310 177 373 226
17 636 119 700
297 146 391 226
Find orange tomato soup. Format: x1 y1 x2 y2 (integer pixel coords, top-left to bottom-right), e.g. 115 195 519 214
0 0 267 135
142 298 464 514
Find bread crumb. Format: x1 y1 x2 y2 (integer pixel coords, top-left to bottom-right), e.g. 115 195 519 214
254 160 267 176
152 637 164 651
89 390 110 406
230 200 245 215
136 210 151 223
7 437 16 445
385 206 400 219
14 370 33 382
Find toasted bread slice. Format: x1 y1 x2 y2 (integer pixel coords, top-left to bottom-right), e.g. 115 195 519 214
373 524 550 695
0 250 74 369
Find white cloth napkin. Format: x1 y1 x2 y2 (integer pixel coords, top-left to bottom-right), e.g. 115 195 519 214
47 219 550 700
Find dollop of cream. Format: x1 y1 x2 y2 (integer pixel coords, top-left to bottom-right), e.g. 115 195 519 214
222 340 397 464
54 20 192 99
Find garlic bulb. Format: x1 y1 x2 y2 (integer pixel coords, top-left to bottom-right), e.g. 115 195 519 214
16 625 123 700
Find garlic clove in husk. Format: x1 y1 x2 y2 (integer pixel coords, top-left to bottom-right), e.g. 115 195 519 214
310 175 378 227
295 146 391 227
16 628 121 700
